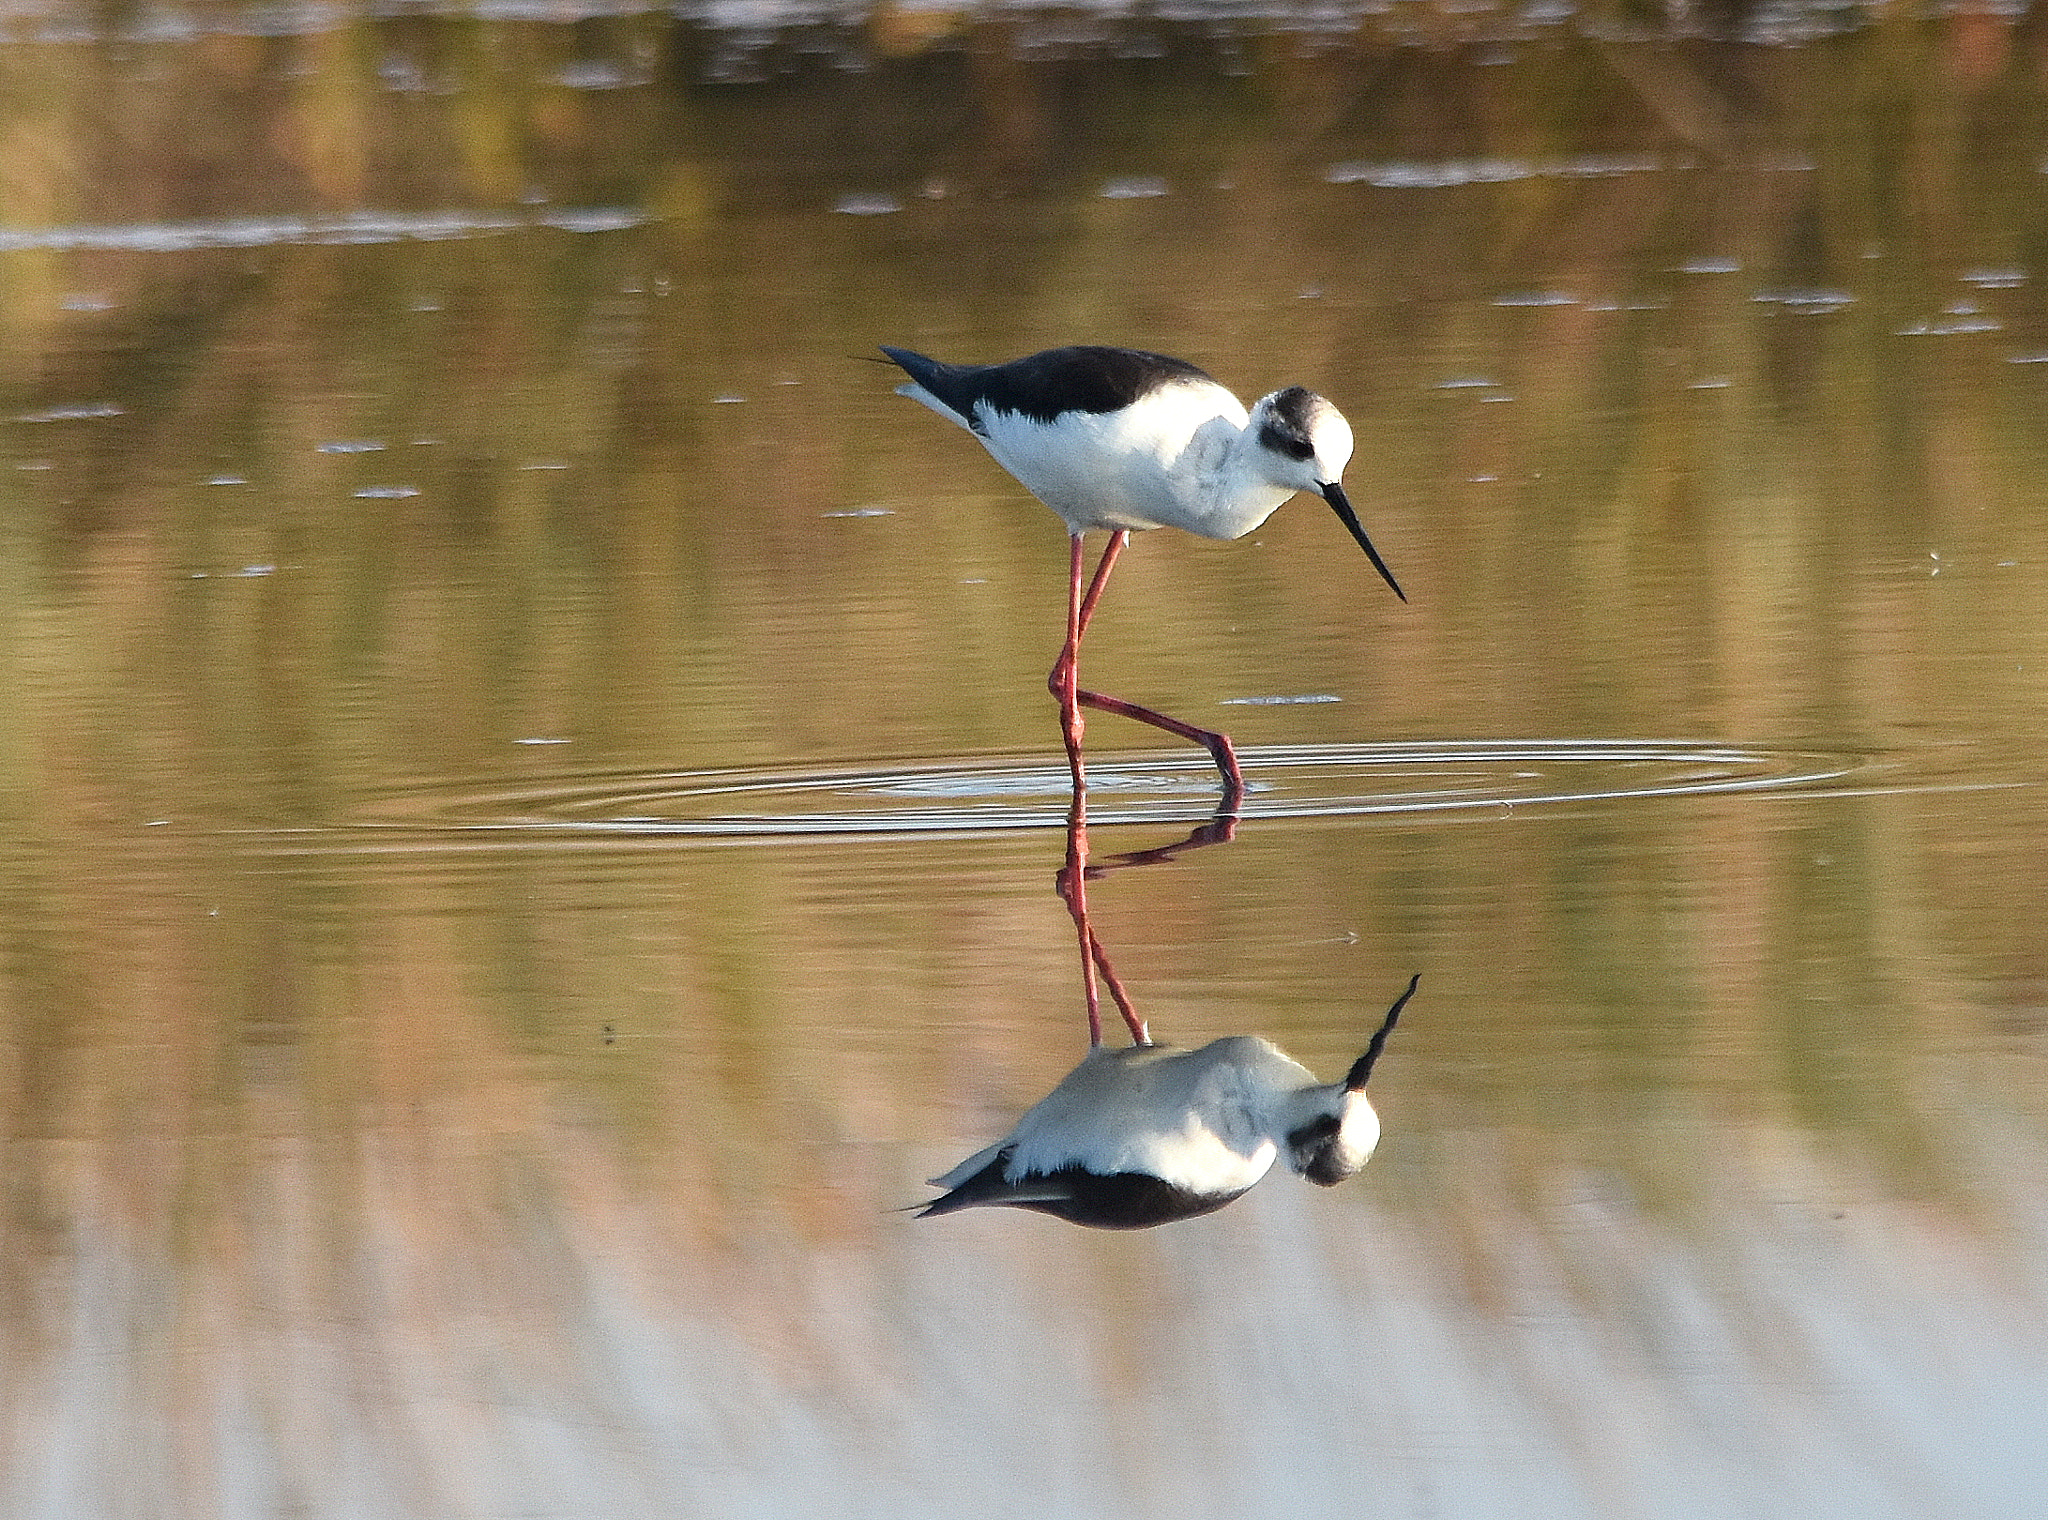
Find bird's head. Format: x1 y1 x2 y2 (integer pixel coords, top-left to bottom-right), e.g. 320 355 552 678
1281 973 1419 1188
1250 386 1403 603
1251 386 1353 490
1283 1090 1383 1188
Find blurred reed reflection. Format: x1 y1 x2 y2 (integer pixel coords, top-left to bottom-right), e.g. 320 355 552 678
3 780 2043 1515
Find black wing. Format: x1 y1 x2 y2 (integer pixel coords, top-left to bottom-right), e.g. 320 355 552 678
880 345 1217 432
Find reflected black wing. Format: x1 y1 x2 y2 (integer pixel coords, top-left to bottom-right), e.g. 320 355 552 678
919 1148 1247 1230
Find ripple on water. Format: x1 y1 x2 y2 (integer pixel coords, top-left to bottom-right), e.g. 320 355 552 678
250 739 1931 854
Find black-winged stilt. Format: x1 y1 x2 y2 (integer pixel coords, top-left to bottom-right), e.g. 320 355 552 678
880 344 1405 804
919 974 1418 1228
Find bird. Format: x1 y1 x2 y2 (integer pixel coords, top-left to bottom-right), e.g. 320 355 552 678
918 973 1418 1229
880 344 1405 804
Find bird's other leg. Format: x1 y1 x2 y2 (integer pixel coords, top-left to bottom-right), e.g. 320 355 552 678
1091 806 1240 872
1075 688 1246 808
1074 529 1128 641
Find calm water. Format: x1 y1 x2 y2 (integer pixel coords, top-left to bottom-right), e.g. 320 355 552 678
4 3 2048 1516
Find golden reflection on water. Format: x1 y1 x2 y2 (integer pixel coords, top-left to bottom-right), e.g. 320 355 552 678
4 5 2048 1516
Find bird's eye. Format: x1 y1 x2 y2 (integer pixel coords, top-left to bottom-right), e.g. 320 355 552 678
1285 1114 1341 1151
1300 1147 1357 1187
1258 421 1316 462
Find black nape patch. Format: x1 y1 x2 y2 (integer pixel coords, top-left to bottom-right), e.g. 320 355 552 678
1256 386 1320 461
1268 385 1320 428
1287 1113 1354 1187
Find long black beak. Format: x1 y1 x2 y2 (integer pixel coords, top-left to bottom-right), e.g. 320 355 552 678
1322 481 1406 603
1343 973 1420 1092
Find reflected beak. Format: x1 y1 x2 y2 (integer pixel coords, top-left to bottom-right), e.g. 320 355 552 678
1322 482 1406 603
1343 973 1420 1092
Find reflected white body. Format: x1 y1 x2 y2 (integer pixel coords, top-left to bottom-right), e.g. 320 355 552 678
922 1036 1384 1228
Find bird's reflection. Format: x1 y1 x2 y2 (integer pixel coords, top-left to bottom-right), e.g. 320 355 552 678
921 790 1417 1229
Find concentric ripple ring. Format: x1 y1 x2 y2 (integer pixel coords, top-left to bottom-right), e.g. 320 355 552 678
294 739 1916 851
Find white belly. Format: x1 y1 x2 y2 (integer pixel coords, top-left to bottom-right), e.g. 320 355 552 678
974 383 1289 539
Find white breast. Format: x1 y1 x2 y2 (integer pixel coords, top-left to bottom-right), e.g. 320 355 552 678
973 382 1288 539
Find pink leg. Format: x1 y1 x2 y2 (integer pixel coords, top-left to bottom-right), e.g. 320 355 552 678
1049 535 1091 800
1089 929 1147 1045
1056 788 1149 1048
1092 810 1239 872
1074 529 1128 639
1048 530 1246 807
1056 790 1104 1045
1076 688 1244 803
